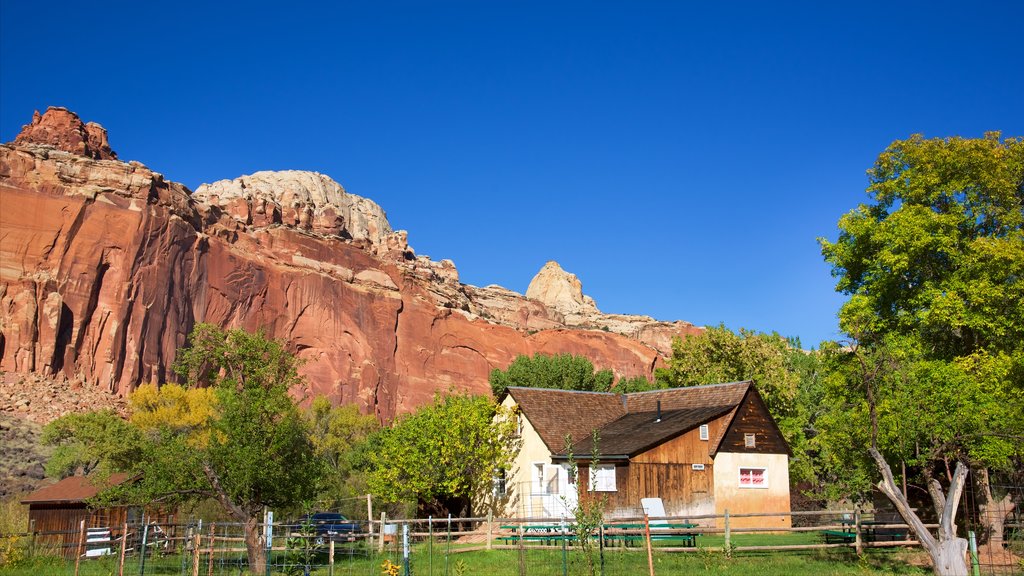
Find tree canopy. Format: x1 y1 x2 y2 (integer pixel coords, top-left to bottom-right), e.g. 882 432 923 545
817 133 1024 575
821 132 1024 359
42 324 322 569
489 353 616 398
360 392 518 517
656 325 820 484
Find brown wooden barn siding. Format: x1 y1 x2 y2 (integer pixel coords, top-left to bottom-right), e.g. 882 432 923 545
580 414 734 515
28 504 131 558
717 391 788 455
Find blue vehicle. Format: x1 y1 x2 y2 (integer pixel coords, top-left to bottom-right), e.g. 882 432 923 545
296 512 361 543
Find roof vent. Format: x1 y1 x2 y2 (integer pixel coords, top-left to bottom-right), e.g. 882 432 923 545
656 400 662 423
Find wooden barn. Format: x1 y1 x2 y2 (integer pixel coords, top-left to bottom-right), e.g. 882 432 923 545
499 381 792 529
20 473 172 558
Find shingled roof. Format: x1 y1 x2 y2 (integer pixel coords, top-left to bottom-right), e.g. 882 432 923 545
21 473 132 504
507 381 754 460
506 387 626 453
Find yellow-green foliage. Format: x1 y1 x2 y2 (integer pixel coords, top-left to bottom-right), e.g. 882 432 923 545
0 496 28 566
130 383 218 446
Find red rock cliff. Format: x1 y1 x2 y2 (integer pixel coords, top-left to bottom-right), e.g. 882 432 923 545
0 108 701 421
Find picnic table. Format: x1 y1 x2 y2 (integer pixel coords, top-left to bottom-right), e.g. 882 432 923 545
822 519 908 544
602 522 699 547
497 524 574 545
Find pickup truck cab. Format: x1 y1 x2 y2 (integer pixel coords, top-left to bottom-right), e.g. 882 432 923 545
297 512 360 543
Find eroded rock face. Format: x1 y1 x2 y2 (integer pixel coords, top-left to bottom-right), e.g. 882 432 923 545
14 107 118 161
526 261 598 317
194 171 401 253
0 108 703 423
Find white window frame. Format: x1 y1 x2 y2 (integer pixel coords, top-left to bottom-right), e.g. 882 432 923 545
493 469 507 497
738 467 768 489
744 433 756 448
532 462 545 495
588 464 617 492
699 424 709 441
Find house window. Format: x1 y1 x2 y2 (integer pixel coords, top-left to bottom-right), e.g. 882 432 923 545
533 463 545 494
589 464 617 492
699 424 709 441
544 465 561 494
739 467 767 488
744 433 756 448
493 469 507 497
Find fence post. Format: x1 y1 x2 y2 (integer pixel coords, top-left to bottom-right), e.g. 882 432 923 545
191 532 201 576
854 508 862 555
28 519 35 559
118 522 128 576
561 516 568 576
264 511 274 576
74 519 85 576
402 523 411 576
367 494 374 550
428 516 433 576
329 539 335 576
969 530 981 576
723 509 731 553
139 523 149 576
643 514 654 576
379 512 386 554
206 523 216 576
517 521 525 576
487 512 493 550
446 514 452 576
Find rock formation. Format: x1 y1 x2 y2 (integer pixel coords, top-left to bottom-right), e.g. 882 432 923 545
0 107 702 423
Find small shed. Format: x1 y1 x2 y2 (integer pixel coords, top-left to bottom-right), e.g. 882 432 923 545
20 473 149 557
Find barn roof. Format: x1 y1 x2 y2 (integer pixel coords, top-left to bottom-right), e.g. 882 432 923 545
507 381 755 459
20 473 132 504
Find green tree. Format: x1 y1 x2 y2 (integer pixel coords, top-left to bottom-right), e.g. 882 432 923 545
819 133 1024 576
42 324 322 570
360 392 519 517
307 397 379 516
489 353 615 398
613 375 663 393
656 325 819 484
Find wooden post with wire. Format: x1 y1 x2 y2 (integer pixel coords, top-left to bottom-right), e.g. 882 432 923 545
644 514 654 576
207 523 216 576
117 522 128 576
74 519 85 576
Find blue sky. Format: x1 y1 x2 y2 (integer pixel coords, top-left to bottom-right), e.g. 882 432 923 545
2 1 1022 348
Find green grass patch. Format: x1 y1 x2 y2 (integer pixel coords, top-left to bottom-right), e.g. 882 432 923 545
0 546 928 576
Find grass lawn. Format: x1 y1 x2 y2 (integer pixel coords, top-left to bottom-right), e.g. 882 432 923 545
0 545 929 576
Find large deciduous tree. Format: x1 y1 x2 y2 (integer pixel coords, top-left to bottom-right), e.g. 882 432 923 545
43 324 322 570
656 325 820 484
360 392 519 517
819 133 1024 576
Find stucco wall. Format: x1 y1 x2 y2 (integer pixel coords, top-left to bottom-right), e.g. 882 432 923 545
501 395 558 518
712 452 791 529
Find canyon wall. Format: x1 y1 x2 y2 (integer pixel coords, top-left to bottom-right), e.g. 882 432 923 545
0 107 701 421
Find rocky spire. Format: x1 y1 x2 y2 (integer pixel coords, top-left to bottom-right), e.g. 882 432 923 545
13 106 117 160
526 261 600 316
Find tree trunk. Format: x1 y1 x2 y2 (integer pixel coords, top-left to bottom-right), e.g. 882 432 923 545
242 515 266 571
977 467 1014 548
202 462 266 570
934 538 969 576
869 448 970 576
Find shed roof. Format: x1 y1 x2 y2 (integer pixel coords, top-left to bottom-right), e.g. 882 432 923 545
20 473 132 504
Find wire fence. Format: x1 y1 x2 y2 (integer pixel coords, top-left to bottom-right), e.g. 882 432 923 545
2 507 1021 575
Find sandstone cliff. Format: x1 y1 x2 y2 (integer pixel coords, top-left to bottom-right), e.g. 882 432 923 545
0 107 701 422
